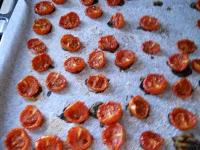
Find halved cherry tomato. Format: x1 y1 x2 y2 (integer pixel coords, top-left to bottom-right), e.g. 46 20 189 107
17 75 41 99
64 101 89 123
98 35 119 52
128 95 150 119
20 105 44 130
86 74 109 93
33 18 52 35
108 12 125 29
32 53 53 72
177 39 197 54
64 57 85 73
167 53 189 72
196 0 200 11
52 0 65 4
139 15 160 31
191 58 200 73
106 0 121 6
85 5 103 19
46 72 67 92
67 126 93 150
60 34 81 52
102 123 126 150
81 0 94 6
27 38 47 54
197 19 200 28
169 107 197 130
97 101 122 125
115 49 136 70
142 73 168 95
140 131 164 150
88 50 106 69
35 135 63 150
34 1 55 15
172 78 192 99
142 40 160 55
4 128 31 150
59 12 80 29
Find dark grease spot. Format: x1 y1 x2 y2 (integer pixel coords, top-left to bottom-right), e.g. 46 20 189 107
151 56 154 59
137 26 142 30
167 7 172 11
93 0 98 4
190 2 196 9
89 102 103 118
118 0 125 6
125 95 128 101
171 67 192 77
58 113 65 120
153 1 163 7
49 65 55 69
125 104 129 110
100 122 104 128
107 21 113 28
199 80 200 87
139 80 150 94
47 91 52 97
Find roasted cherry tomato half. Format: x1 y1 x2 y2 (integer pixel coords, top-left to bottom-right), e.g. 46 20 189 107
34 1 55 15
52 0 65 4
88 50 106 69
97 101 122 125
191 58 200 73
142 40 160 55
102 123 126 150
4 128 31 150
115 49 136 70
98 35 119 52
197 19 200 28
167 53 189 72
128 95 150 119
139 15 160 31
59 12 80 29
81 0 94 6
196 0 200 11
27 38 47 54
67 126 93 150
32 53 53 72
85 5 103 19
32 18 52 35
177 39 197 54
64 57 85 73
108 12 125 29
35 135 63 150
169 107 197 131
106 0 121 6
140 131 164 150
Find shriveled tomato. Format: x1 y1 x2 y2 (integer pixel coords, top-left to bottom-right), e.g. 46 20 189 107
196 0 200 11
27 38 47 54
191 58 200 73
35 135 63 150
128 95 150 119
32 53 53 72
142 40 160 55
67 126 93 150
108 12 125 29
167 53 189 72
169 107 197 130
59 12 80 29
4 128 31 150
52 0 65 4
197 19 200 28
142 73 168 95
115 49 136 70
98 35 119 52
139 15 160 31
177 39 197 54
140 131 164 150
86 74 109 93
88 50 106 69
81 0 94 6
106 0 121 6
17 75 41 99
85 5 103 19
46 72 67 92
33 18 52 35
102 123 126 150
64 57 85 73
34 1 55 15
172 78 192 99
60 34 81 52
63 101 89 123
97 101 122 125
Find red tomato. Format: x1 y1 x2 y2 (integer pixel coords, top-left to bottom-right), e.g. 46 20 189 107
115 49 136 70
128 95 150 119
34 1 55 15
172 78 192 99
52 0 65 4
85 5 103 19
86 74 109 93
88 50 106 69
196 0 200 11
64 57 85 73
177 39 197 54
32 18 52 35
63 101 89 123
167 53 189 72
197 19 200 28
60 34 81 52
106 0 121 6
35 135 63 150
142 40 160 55
108 12 125 29
140 131 164 150
46 72 67 92
191 58 200 73
32 53 53 72
4 128 31 150
98 35 119 52
139 15 160 31
67 126 93 150
27 38 47 54
97 101 122 125
169 107 197 130
59 12 80 29
81 0 94 6
102 123 126 150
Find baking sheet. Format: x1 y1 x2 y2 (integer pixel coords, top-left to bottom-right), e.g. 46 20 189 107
0 0 200 149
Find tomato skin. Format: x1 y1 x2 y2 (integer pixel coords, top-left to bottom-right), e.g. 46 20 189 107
27 38 47 54
34 1 55 15
196 0 200 11
88 50 106 69
142 40 160 55
59 12 80 29
106 0 121 6
85 5 103 19
98 35 119 52
32 18 52 35
191 58 200 73
139 15 160 31
64 57 85 73
197 19 200 28
81 0 94 6
108 12 125 29
177 39 197 54
169 107 197 131
52 0 65 4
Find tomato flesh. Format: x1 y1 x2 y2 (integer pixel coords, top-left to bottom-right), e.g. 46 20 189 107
33 18 52 35
85 5 103 19
192 58 200 73
59 12 80 29
81 0 94 6
177 39 197 54
142 40 160 55
34 1 55 15
64 57 85 73
106 0 121 6
139 15 160 31
196 0 200 11
108 12 125 29
197 19 200 28
98 35 119 52
52 0 65 4
88 50 106 69
27 38 47 54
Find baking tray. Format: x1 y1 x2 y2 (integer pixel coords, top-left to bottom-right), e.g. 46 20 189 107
0 0 200 149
